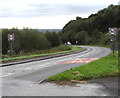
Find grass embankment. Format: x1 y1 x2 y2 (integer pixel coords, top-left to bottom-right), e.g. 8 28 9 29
48 51 119 82
83 44 110 48
1 45 82 62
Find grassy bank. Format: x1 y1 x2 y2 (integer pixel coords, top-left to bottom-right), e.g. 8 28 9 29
82 44 110 48
48 51 119 82
1 45 82 62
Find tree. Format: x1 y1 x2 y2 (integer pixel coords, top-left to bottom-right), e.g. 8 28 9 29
75 31 88 45
45 31 62 47
91 29 102 43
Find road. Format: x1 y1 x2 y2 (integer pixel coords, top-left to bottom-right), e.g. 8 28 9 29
1 45 117 96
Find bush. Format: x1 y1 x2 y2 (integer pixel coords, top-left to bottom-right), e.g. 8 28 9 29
45 31 62 47
99 34 110 45
56 44 71 51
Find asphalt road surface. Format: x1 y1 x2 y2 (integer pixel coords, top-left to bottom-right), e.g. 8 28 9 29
1 45 118 96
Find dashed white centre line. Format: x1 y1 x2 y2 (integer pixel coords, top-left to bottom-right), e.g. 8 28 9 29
25 67 32 70
2 73 14 78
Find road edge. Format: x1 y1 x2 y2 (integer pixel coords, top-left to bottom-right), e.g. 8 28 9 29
1 48 86 67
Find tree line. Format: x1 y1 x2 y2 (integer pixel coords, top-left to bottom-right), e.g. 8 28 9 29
2 28 61 55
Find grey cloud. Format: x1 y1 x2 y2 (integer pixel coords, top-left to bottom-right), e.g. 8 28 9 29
0 3 106 18
22 4 105 17
0 8 13 17
26 4 105 17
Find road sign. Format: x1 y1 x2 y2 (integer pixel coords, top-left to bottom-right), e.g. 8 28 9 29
8 34 14 41
109 27 117 35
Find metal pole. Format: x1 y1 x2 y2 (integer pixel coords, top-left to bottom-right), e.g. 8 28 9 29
111 35 116 57
112 41 114 57
10 41 12 55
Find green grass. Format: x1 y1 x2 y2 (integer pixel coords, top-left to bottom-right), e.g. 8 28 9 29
1 45 82 62
48 51 119 81
82 44 110 48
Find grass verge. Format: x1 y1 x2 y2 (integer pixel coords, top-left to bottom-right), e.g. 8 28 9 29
1 45 82 62
82 44 110 48
48 51 119 82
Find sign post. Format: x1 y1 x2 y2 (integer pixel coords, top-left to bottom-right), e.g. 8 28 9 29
109 27 117 57
8 34 14 55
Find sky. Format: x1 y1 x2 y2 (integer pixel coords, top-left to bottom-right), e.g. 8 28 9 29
0 0 119 29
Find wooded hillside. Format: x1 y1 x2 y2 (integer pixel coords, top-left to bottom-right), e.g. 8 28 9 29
61 5 120 45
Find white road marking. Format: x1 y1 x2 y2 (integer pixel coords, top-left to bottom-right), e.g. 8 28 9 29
34 64 51 70
34 66 43 69
25 67 32 70
2 73 14 78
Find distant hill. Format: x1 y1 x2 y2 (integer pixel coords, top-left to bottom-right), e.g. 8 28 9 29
38 29 61 33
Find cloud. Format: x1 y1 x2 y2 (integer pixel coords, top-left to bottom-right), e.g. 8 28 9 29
0 0 119 18
0 3 107 18
0 0 119 29
26 4 106 17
